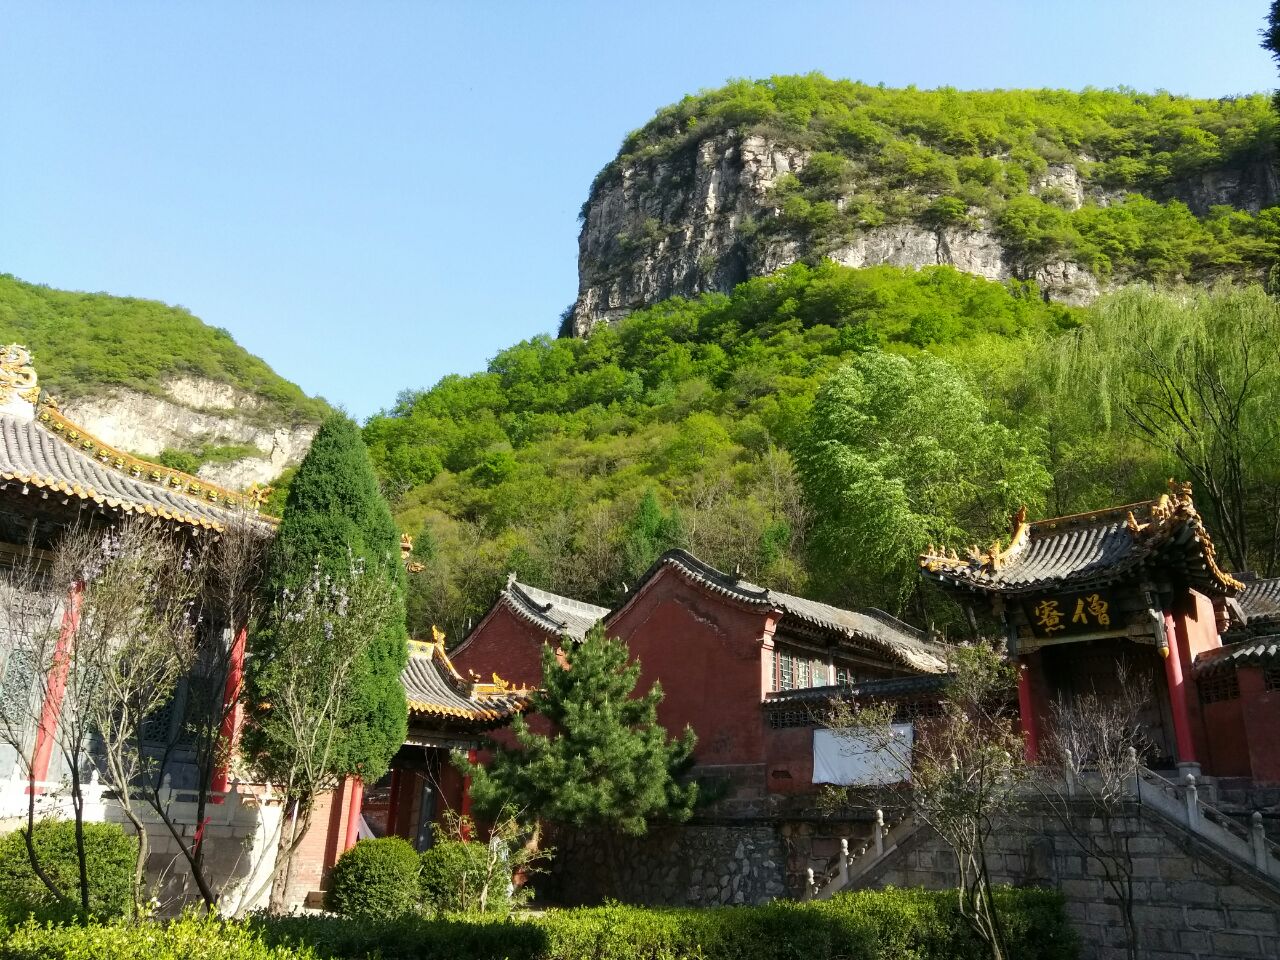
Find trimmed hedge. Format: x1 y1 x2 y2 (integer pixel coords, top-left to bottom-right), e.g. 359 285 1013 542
1 912 311 960
324 837 421 920
0 820 137 924
255 886 1077 960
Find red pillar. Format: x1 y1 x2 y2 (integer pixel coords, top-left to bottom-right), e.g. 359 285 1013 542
210 624 248 801
385 768 402 838
342 777 364 852
1016 656 1040 763
1162 612 1197 766
30 582 83 784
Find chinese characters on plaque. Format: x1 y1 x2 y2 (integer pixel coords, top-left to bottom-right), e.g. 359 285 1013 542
1024 590 1115 640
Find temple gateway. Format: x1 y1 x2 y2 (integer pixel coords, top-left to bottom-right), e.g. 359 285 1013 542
920 484 1279 783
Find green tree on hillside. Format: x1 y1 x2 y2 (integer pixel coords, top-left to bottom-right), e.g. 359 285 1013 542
796 351 1049 616
468 625 697 838
1038 285 1280 573
1264 2 1280 112
245 414 408 911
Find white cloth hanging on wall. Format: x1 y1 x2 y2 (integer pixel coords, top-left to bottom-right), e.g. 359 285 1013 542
812 724 913 785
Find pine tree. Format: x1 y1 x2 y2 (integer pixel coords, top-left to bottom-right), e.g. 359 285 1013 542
248 413 408 785
469 625 696 836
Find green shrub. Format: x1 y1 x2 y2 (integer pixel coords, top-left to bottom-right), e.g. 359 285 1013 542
2 912 313 959
323 837 421 920
0 819 137 923
418 838 520 915
252 885 1077 960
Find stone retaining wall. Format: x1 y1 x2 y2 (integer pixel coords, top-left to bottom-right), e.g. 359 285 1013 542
862 803 1280 960
545 821 788 906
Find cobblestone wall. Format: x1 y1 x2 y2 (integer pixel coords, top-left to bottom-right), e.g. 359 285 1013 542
546 821 788 906
863 803 1280 960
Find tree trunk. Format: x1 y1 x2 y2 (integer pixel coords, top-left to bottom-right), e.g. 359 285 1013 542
69 768 90 919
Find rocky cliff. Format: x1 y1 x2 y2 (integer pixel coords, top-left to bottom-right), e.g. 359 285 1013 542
60 377 318 490
568 130 1280 336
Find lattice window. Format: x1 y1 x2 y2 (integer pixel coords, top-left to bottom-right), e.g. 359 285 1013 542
140 681 191 747
835 665 854 685
767 708 819 729
894 700 944 722
1265 667 1280 692
773 648 829 692
0 648 37 732
1197 672 1240 704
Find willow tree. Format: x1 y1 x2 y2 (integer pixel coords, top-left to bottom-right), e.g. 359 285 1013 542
1041 285 1280 574
796 350 1049 617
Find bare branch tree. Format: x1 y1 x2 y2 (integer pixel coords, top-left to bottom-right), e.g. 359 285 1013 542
0 534 86 910
1038 665 1152 960
66 518 205 915
824 641 1027 960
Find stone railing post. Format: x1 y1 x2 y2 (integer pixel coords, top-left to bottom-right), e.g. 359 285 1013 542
1127 746 1139 799
804 867 815 901
1251 812 1269 871
874 809 885 857
81 769 106 822
1184 774 1200 829
838 839 849 887
1063 749 1076 797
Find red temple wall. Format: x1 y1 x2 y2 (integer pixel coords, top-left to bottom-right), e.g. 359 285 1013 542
762 724 815 793
452 604 558 746
1240 666 1280 784
607 570 777 769
1200 698 1251 777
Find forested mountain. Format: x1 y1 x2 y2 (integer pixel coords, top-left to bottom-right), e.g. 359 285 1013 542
0 275 328 488
370 77 1280 642
571 76 1280 332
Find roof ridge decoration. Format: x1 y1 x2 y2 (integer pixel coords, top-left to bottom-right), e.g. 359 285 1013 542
0 345 277 530
499 577 608 640
0 345 41 415
919 481 1241 597
632 549 947 673
403 627 533 724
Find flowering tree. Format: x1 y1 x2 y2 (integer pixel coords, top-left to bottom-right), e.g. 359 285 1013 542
67 519 206 914
243 556 400 914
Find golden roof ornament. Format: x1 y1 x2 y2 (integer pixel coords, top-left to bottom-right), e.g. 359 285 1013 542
0 345 40 418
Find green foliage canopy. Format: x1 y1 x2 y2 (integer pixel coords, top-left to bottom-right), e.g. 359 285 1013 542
367 262 1072 635
468 624 697 836
0 274 327 424
251 413 408 784
797 352 1050 609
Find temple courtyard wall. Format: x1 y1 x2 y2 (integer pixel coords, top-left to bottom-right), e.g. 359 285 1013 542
544 795 1280 960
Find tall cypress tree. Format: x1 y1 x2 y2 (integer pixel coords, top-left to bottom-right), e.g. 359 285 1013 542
468 624 696 836
249 413 408 784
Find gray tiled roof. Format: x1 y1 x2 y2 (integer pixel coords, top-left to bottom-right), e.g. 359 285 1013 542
762 673 951 707
1194 637 1280 677
920 492 1239 599
0 409 262 529
401 640 529 728
501 577 608 641
1237 577 1280 622
627 550 948 673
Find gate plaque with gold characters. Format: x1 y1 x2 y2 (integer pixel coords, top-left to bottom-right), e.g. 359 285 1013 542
1024 589 1116 640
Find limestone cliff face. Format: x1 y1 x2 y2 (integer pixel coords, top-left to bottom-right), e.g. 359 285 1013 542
568 133 1279 335
60 376 318 491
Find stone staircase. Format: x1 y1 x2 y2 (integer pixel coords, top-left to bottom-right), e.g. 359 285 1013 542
804 756 1280 901
802 808 920 900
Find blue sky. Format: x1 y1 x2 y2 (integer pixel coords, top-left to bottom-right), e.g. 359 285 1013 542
1 1 1275 420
